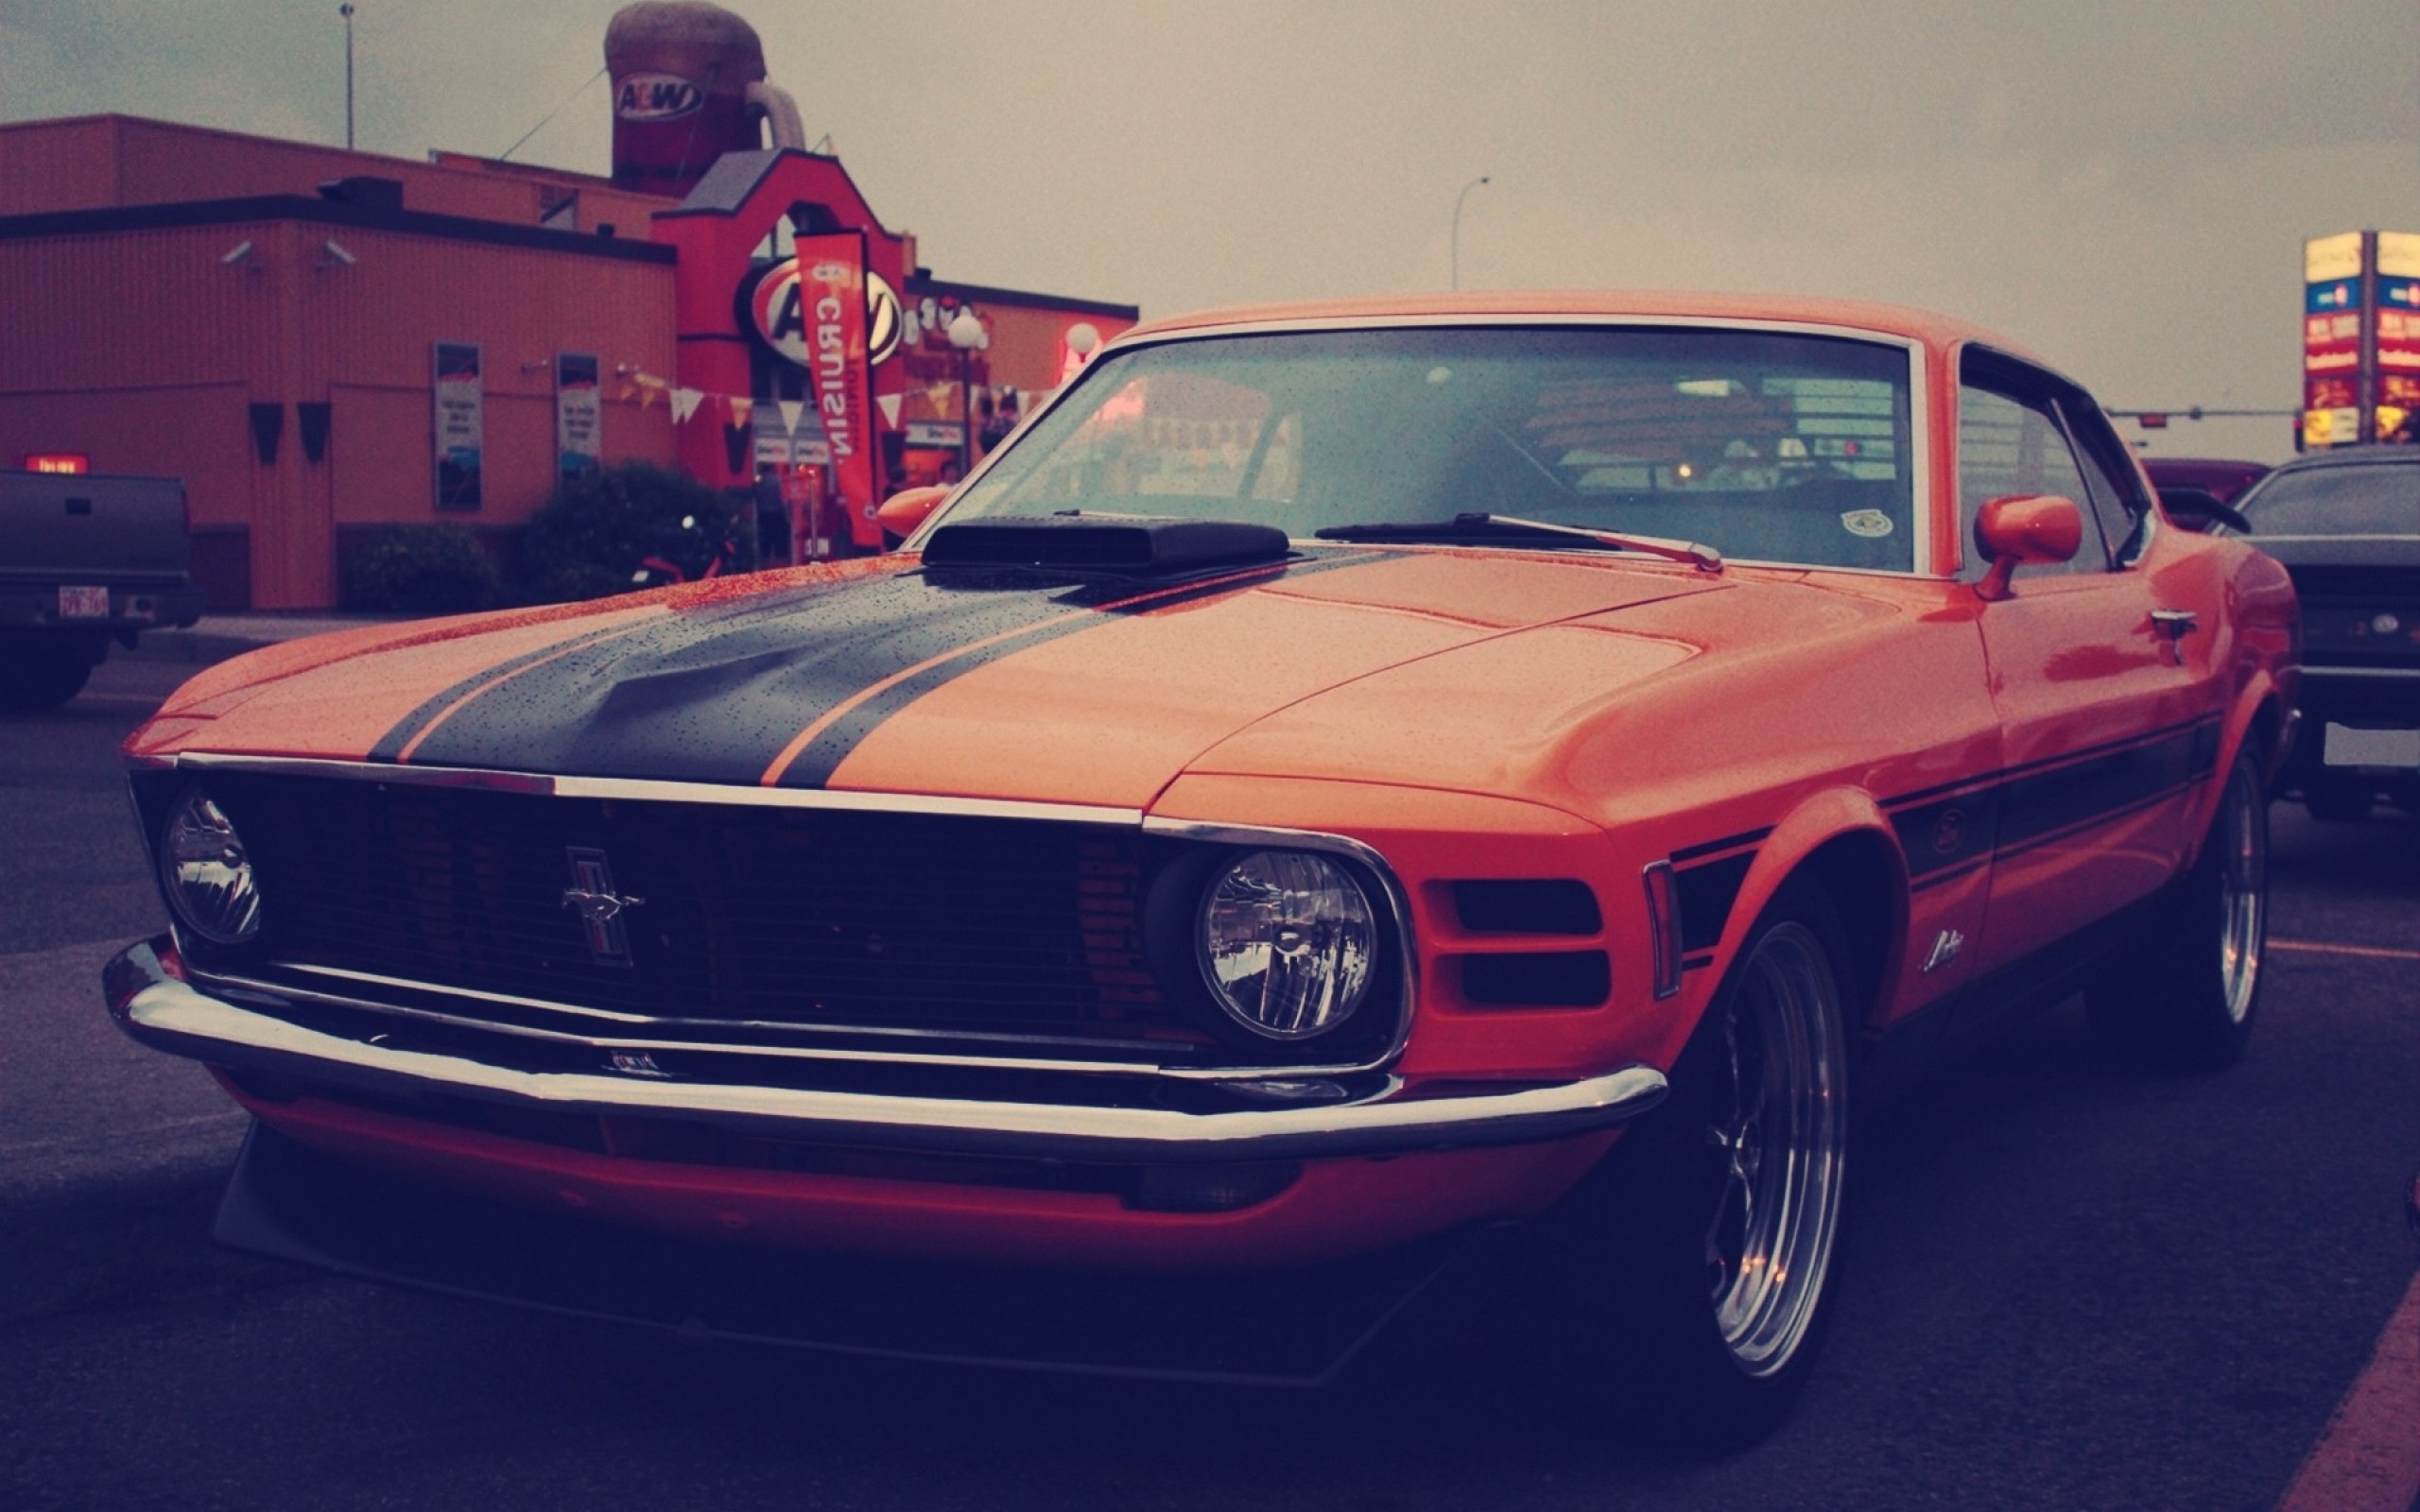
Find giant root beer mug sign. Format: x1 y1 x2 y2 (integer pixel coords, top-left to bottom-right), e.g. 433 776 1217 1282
2303 230 2420 448
604 2 803 197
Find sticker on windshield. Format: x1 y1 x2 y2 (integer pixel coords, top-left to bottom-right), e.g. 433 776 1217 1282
1841 509 1894 539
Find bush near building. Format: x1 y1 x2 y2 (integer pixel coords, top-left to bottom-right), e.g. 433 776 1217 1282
337 524 505 614
515 461 752 604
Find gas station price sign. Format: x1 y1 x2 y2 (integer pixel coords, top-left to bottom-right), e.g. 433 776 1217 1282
2303 231 2420 448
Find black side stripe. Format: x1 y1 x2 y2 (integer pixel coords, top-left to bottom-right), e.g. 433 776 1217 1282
1669 826 1773 865
1889 716 2219 882
1673 850 1755 954
1677 715 2223 913
1882 713 2221 813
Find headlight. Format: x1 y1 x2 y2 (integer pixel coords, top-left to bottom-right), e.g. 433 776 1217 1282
158 790 262 945
1198 850 1375 1040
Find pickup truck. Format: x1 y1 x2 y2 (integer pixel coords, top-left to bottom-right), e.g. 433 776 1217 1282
1 470 208 709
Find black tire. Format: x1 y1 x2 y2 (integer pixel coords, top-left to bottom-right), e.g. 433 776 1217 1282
1564 881 1855 1455
2087 750 2268 1071
0 637 97 711
2304 778 2373 824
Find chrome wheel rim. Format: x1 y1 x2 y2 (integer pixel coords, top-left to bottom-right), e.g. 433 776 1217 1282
2217 766 2266 1025
1703 921 1847 1377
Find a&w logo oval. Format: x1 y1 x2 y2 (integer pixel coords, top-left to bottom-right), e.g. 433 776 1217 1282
615 72 702 121
750 260 811 367
865 272 902 366
750 261 899 370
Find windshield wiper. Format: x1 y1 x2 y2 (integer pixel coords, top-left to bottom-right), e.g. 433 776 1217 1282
1315 513 1723 573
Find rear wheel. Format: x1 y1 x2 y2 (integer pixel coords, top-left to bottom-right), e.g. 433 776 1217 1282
1575 884 1853 1453
2087 750 2267 1070
0 634 99 711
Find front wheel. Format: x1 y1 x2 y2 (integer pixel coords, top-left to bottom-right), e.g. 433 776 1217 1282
1572 884 1854 1452
2087 749 2268 1071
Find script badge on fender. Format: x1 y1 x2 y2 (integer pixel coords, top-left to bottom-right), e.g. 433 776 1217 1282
562 847 645 968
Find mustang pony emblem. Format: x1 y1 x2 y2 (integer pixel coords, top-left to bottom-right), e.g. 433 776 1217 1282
562 847 645 967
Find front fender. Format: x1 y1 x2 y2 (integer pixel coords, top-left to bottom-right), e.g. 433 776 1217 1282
1693 784 1910 1028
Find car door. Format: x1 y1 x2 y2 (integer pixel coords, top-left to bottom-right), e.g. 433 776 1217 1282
1958 350 2214 974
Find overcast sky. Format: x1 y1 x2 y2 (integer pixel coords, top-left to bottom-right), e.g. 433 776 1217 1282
6 0 2415 460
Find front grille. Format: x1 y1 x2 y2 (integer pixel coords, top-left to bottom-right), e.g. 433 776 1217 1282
189 774 1241 1060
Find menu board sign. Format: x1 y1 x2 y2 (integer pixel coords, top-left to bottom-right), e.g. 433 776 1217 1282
433 342 483 509
556 352 601 481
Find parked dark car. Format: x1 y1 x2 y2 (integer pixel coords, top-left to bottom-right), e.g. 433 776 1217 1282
2142 456 2272 506
2232 447 2419 819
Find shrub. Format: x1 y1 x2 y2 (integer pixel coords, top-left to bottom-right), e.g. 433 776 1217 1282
338 525 503 614
514 461 752 604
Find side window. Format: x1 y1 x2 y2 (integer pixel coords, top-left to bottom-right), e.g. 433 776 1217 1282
2054 397 2152 566
1956 379 2112 580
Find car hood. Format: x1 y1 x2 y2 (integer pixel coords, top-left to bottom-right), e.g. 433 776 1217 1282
136 548 1728 807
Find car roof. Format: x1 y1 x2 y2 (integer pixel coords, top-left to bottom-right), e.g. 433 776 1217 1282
2142 456 2271 475
2265 445 2419 472
1115 290 2046 362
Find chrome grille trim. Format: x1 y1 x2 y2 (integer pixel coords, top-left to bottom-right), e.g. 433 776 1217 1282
185 960 1199 1077
244 960 1186 1055
146 754 1421 1080
168 752 1148 827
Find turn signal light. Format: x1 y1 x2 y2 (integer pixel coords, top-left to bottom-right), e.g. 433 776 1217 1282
1643 861 1684 1000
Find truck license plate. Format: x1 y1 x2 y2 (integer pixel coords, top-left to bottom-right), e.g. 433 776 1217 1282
57 586 110 620
2323 723 2420 769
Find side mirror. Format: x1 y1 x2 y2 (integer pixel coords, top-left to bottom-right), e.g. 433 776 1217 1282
2156 485 2254 536
1974 493 2083 602
874 485 951 548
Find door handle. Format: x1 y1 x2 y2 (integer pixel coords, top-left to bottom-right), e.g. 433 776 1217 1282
2151 609 2199 640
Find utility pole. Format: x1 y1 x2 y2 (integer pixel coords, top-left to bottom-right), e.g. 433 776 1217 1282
341 4 356 150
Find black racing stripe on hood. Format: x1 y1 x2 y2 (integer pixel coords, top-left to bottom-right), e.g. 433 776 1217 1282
367 619 663 765
386 550 1390 787
769 551 1387 789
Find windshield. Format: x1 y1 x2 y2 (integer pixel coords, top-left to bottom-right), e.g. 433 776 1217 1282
948 327 1919 572
2238 461 2419 536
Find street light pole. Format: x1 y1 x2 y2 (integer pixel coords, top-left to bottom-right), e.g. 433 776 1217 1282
945 309 988 480
340 4 356 150
1451 175 1490 290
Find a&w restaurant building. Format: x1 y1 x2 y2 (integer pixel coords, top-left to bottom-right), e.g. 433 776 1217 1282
0 4 1134 610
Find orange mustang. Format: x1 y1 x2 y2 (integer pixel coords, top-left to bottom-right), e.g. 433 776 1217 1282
106 294 2296 1448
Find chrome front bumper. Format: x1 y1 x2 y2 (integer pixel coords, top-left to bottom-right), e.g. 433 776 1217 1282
104 939 1668 1165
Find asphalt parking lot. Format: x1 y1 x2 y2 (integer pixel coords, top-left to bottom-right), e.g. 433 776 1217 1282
2 630 2413 1512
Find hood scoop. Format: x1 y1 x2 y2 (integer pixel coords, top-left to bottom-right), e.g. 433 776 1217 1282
922 515 1292 574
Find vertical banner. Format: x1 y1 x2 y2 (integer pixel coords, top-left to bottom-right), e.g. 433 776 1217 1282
433 341 483 509
556 352 601 482
788 234 877 543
